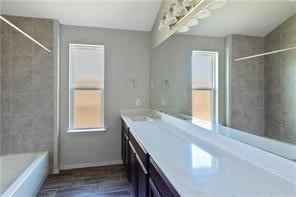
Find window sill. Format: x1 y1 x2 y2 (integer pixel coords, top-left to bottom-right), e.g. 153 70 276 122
67 128 107 134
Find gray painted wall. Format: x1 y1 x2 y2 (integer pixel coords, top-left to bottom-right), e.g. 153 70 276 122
265 13 296 144
150 34 225 124
0 15 55 162
229 35 265 136
59 25 150 168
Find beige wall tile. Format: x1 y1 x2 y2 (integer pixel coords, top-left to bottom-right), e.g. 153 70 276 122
12 56 32 75
12 114 33 134
13 74 33 94
6 15 33 35
32 94 53 114
1 115 12 134
1 75 11 94
32 75 53 95
13 94 33 114
1 35 11 55
1 54 11 75
1 95 11 115
11 33 33 56
0 15 55 157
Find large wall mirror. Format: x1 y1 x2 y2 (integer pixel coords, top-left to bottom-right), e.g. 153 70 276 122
150 0 296 158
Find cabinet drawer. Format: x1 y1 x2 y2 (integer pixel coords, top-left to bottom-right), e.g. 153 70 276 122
149 158 180 197
129 130 149 169
121 118 129 134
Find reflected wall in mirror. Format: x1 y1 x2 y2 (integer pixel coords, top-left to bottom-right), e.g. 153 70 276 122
150 0 296 149
150 34 225 125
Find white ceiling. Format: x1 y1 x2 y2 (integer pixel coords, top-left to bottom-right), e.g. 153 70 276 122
2 0 296 36
1 0 163 31
183 0 296 37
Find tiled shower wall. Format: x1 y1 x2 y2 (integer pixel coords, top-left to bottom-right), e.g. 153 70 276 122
0 16 55 158
229 13 296 144
264 13 296 144
230 35 265 136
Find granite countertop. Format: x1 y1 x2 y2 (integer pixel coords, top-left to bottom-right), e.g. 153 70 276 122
121 114 296 197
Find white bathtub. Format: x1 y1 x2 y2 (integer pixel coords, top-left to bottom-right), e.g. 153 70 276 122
0 152 49 197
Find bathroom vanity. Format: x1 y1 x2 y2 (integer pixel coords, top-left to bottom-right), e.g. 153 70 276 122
121 118 179 197
121 111 296 197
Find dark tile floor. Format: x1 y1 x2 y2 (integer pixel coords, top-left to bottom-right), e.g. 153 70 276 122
37 165 131 197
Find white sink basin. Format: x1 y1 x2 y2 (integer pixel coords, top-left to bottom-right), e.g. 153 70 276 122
129 115 154 122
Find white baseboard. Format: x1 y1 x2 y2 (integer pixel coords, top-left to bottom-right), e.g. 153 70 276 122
59 160 123 170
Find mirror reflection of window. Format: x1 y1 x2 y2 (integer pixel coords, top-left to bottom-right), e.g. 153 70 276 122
191 144 219 174
191 51 218 123
191 144 213 169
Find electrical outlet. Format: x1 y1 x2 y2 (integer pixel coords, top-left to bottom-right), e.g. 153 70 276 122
136 98 141 107
129 79 137 88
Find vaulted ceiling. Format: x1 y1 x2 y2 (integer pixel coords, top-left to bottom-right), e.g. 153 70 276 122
1 0 163 31
2 0 296 37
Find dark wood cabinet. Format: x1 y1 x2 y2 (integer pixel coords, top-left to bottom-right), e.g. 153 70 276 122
121 119 129 169
149 158 180 197
148 178 161 197
124 132 129 169
128 141 138 197
136 154 148 197
129 131 149 168
121 128 127 166
122 119 178 197
128 129 149 197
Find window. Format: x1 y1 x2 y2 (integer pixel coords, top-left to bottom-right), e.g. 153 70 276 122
69 44 105 132
191 51 218 123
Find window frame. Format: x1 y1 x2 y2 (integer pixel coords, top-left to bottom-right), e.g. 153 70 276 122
191 50 219 124
68 43 105 133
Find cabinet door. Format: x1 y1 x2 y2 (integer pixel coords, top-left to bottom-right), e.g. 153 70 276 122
128 141 138 197
121 128 126 167
149 178 161 197
136 154 148 197
124 132 129 172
